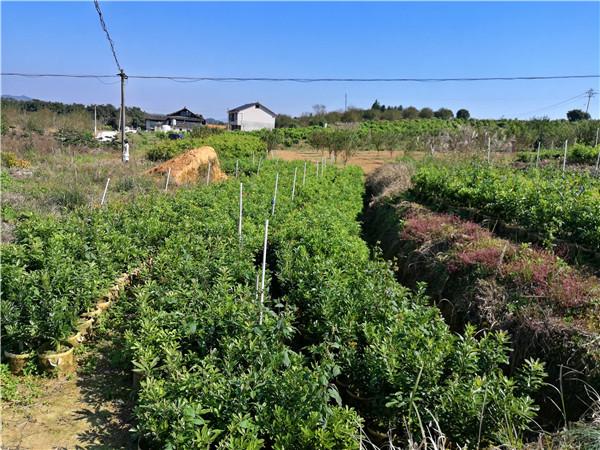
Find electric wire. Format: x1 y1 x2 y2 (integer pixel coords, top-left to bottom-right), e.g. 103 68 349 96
2 73 599 83
93 0 122 73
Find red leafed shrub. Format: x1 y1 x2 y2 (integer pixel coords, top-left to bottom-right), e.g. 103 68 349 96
399 205 599 316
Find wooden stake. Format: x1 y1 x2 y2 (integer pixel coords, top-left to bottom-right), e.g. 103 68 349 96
206 163 211 186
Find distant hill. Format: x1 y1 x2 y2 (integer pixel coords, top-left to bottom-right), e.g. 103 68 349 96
206 118 226 125
1 94 35 101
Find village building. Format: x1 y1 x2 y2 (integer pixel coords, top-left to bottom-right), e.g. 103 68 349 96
227 102 276 131
144 107 206 132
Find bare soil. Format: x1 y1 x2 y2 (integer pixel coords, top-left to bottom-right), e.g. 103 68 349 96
1 335 136 449
273 148 395 175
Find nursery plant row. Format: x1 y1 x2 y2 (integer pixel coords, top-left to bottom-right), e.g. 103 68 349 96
119 161 545 448
410 161 600 250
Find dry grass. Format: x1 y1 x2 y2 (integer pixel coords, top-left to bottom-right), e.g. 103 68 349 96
365 161 416 206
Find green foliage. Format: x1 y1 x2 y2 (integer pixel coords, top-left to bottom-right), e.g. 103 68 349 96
411 160 600 249
567 109 591 122
3 157 546 447
146 133 266 161
456 109 471 120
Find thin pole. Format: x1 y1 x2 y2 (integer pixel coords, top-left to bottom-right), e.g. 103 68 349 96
291 167 298 201
594 146 600 178
94 106 97 137
562 139 568 173
259 219 269 325
238 183 243 241
321 159 324 176
256 273 262 325
331 153 334 165
303 162 307 185
487 137 491 163
120 69 127 163
100 177 110 206
206 163 211 186
235 160 239 179
535 142 541 168
257 157 262 175
271 173 279 216
316 161 319 178
165 168 171 191
595 128 599 147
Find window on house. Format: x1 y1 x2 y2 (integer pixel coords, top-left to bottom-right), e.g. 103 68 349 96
255 104 260 108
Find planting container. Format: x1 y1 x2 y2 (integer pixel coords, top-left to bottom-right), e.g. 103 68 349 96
3 349 34 375
62 331 85 348
37 342 74 374
77 317 95 336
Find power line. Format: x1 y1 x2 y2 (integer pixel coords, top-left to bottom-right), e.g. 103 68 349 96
516 92 591 116
93 0 122 73
2 72 599 83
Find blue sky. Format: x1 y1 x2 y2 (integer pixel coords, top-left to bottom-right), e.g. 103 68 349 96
1 1 598 121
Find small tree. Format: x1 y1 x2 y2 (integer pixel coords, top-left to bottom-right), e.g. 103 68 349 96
369 131 387 152
566 109 591 122
402 106 420 120
435 108 454 120
456 109 470 120
384 130 401 158
327 130 358 166
260 129 283 152
419 107 435 119
307 129 330 155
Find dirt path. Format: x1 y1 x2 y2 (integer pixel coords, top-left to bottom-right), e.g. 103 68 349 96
273 147 395 175
1 331 136 449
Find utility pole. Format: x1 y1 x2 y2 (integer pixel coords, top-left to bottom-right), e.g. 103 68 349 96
585 88 595 115
94 106 97 137
120 69 128 163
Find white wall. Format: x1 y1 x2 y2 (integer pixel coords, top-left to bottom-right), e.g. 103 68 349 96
239 105 276 131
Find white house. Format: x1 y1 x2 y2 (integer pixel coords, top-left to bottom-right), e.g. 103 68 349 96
228 102 276 131
144 107 206 132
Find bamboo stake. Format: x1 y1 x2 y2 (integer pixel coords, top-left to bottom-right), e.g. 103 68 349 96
303 162 307 185
100 177 110 206
259 219 269 325
291 167 298 201
562 139 568 173
165 168 171 192
238 183 243 242
271 173 279 216
206 163 211 186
